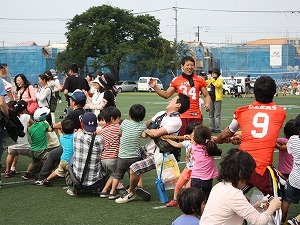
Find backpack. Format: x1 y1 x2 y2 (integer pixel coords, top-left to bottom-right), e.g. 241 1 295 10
46 88 58 112
150 113 181 161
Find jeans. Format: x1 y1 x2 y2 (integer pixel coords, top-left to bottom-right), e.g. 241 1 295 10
209 100 222 131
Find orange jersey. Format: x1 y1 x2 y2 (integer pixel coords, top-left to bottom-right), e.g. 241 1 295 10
170 74 206 119
234 101 286 175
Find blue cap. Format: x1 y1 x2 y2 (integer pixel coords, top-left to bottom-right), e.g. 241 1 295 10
82 112 97 132
68 89 86 104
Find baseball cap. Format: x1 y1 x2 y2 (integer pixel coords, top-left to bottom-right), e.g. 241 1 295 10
16 100 28 112
68 89 86 104
34 107 50 122
82 112 97 132
295 113 300 132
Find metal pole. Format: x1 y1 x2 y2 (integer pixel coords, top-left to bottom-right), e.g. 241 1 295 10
197 26 200 42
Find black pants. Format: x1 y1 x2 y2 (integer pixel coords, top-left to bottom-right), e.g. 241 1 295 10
191 178 213 197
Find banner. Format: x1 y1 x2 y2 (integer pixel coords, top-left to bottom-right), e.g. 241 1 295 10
270 45 282 68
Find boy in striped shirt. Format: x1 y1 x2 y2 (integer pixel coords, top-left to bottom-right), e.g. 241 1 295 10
100 104 146 200
98 106 121 197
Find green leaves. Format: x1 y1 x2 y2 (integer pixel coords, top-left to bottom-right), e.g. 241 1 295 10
56 4 187 80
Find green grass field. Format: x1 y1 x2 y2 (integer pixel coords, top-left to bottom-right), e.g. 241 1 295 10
0 93 299 225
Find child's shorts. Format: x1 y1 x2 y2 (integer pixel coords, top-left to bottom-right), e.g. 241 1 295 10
8 146 31 157
30 150 48 165
55 160 69 177
113 157 141 180
284 181 300 204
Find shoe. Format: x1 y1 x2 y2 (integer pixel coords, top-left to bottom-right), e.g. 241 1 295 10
9 170 19 175
5 171 12 178
21 173 34 180
34 180 44 186
135 187 151 202
99 192 109 198
288 217 300 225
115 191 136 203
43 179 53 187
66 188 77 196
116 182 125 190
108 194 119 200
166 200 178 207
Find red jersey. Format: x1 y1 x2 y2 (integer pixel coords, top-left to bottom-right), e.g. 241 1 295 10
234 101 286 175
170 74 206 119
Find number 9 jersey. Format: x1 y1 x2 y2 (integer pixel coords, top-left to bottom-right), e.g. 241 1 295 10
170 74 207 119
234 101 286 176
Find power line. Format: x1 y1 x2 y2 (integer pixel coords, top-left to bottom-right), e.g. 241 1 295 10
177 7 300 14
0 17 68 21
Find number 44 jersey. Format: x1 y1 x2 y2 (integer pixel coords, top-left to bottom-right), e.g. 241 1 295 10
234 101 286 176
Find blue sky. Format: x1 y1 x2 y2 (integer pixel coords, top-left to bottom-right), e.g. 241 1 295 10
1 0 299 46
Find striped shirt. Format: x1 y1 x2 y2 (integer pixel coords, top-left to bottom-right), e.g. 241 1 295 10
287 135 300 189
118 119 147 159
100 123 120 160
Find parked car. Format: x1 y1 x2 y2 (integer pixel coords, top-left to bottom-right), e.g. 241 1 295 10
115 80 138 92
138 77 164 92
222 76 255 95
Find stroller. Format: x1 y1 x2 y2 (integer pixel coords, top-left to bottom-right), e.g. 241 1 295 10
233 85 243 98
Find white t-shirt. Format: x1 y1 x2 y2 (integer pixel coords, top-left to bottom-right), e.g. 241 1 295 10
3 79 12 103
10 114 31 149
145 111 182 154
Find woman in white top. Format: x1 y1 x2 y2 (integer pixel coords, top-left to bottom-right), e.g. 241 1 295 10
83 76 104 117
36 74 53 125
44 70 61 123
200 148 282 225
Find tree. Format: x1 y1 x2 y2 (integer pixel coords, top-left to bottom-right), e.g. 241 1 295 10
56 5 170 80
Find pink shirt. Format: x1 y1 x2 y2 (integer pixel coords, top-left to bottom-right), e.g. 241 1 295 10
201 182 271 225
190 144 218 180
277 137 293 175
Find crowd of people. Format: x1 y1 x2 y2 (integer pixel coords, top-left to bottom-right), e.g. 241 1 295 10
0 59 299 225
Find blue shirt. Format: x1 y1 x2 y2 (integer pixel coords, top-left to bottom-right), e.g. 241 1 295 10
172 215 200 225
60 133 74 163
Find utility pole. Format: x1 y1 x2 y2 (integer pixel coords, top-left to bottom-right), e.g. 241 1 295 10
197 26 200 42
173 4 178 76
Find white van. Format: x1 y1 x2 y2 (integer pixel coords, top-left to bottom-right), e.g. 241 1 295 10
138 77 164 92
222 76 255 95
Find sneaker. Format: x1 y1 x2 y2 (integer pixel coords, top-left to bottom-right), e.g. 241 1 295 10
99 192 109 198
66 188 77 196
288 217 300 225
108 194 119 200
5 171 12 178
34 180 44 186
9 170 19 175
115 191 136 204
166 200 178 207
43 179 53 187
136 187 151 202
21 173 34 180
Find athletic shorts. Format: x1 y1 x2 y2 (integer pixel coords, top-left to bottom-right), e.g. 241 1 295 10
8 146 31 157
30 150 48 165
243 169 272 196
113 157 141 180
130 154 155 176
180 118 203 136
283 181 300 204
